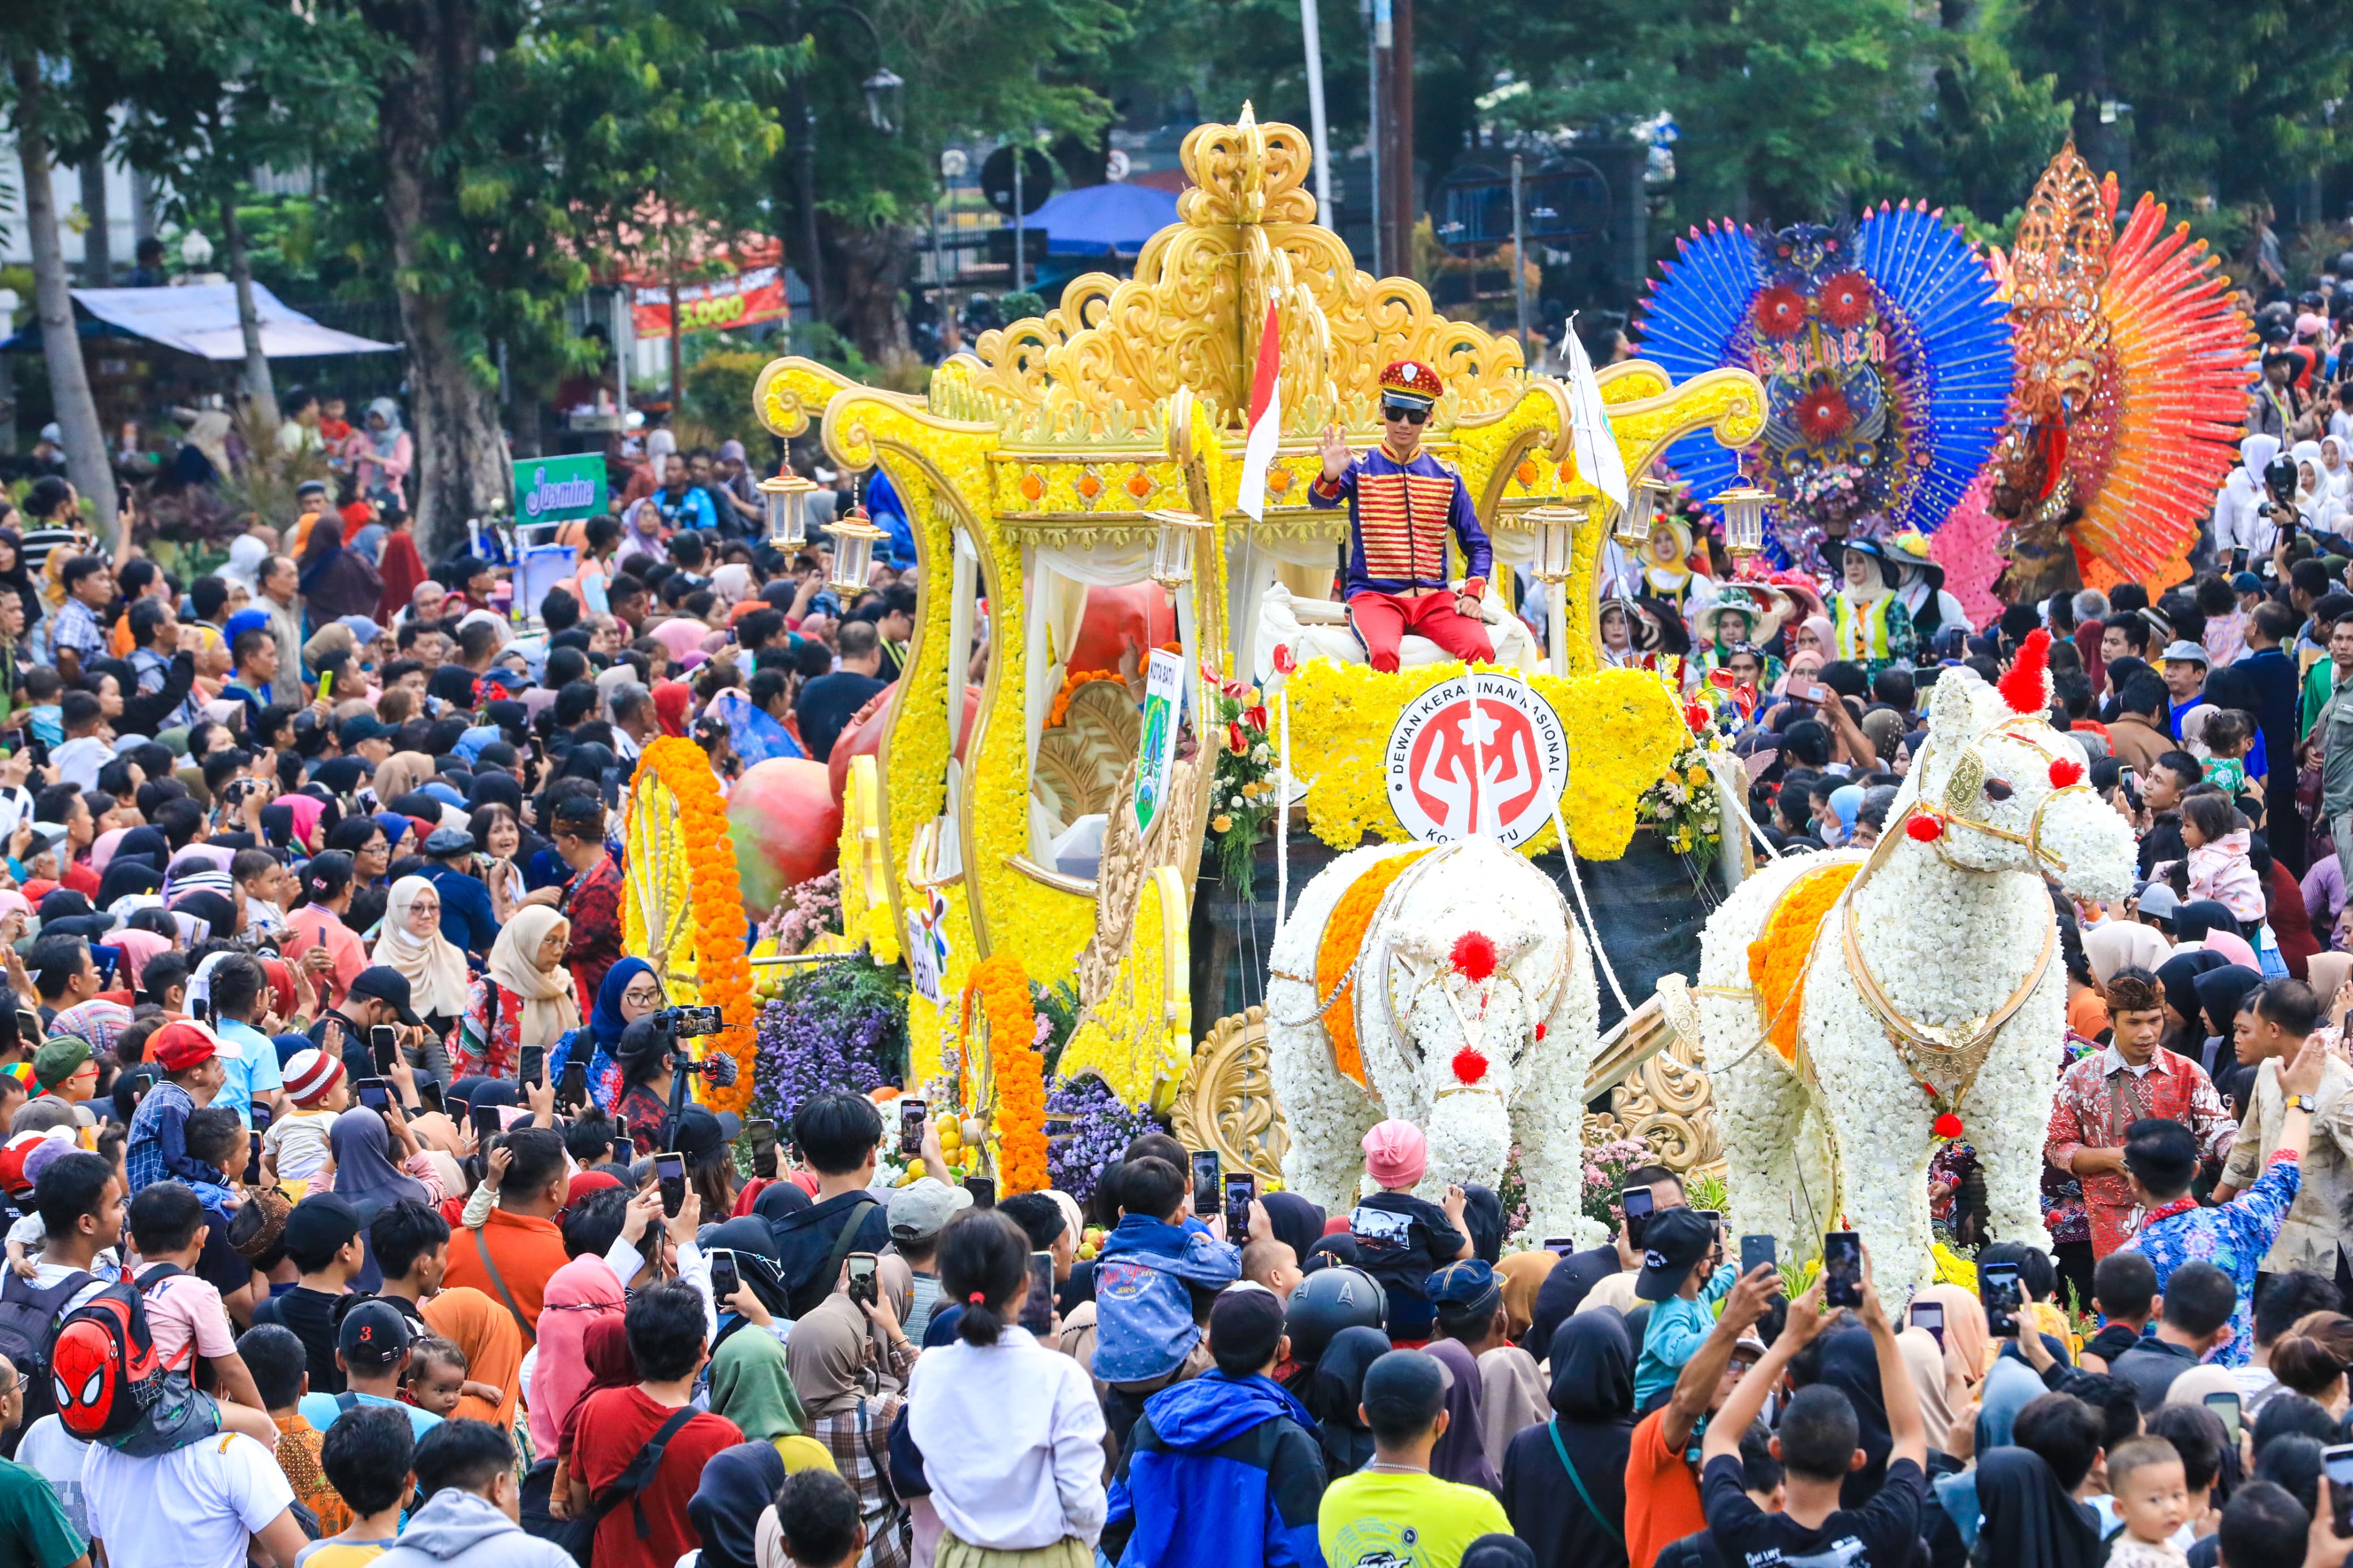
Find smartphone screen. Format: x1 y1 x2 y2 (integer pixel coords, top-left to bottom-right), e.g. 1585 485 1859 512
417 1079 445 1115
1020 1251 1055 1335
1911 1301 1946 1349
2325 1443 2353 1539
1223 1173 1253 1242
356 1078 390 1112
2205 1391 2243 1444
245 1130 264 1185
656 1151 686 1218
1622 1186 1656 1247
847 1252 879 1308
709 1249 740 1302
1189 1148 1220 1206
251 1102 273 1135
1822 1231 1863 1308
472 1103 502 1143
748 1117 778 1178
1980 1261 2023 1338
963 1175 996 1210
1740 1234 1777 1278
369 1026 397 1075
1542 1237 1576 1255
558 1061 587 1110
519 1046 545 1088
899 1097 927 1158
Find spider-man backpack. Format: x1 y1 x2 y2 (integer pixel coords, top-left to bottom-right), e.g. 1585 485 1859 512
49 1280 168 1442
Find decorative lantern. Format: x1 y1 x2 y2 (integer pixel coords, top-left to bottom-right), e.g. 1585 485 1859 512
1524 498 1588 585
1147 508 1208 592
1714 484 1773 561
1614 474 1674 550
863 67 905 133
759 471 817 548
827 507 890 595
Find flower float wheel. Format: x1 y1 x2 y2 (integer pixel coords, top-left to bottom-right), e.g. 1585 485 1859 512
623 738 757 1113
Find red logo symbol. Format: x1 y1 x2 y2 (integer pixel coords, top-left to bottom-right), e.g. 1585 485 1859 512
1384 676 1568 848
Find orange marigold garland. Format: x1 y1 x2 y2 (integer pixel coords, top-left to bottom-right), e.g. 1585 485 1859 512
965 954 1048 1195
1745 862 1862 1066
1045 668 1125 729
641 737 757 1113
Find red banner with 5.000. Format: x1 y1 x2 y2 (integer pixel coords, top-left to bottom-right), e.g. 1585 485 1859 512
630 265 788 340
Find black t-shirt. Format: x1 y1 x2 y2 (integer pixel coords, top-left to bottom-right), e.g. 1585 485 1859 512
195 1201 255 1298
1704 1453 1927 1568
795 672 887 763
1348 1191 1465 1334
252 1285 347 1395
2084 1320 2143 1366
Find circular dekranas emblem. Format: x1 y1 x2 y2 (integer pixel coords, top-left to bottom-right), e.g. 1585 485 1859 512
1384 674 1569 848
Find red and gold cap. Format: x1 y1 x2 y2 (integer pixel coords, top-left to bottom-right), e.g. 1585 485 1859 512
1378 360 1443 411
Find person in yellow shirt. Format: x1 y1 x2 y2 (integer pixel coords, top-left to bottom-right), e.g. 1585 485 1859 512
297 1401 412 1564
1318 1349 1511 1568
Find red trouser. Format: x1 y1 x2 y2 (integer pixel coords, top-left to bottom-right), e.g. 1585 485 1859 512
1346 590 1494 672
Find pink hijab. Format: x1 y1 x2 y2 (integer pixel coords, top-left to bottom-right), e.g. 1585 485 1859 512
283 795 327 852
107 928 174 988
89 829 131 874
527 1255 628 1457
650 618 712 662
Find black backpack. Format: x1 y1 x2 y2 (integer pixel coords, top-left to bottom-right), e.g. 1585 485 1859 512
0 1268 91 1445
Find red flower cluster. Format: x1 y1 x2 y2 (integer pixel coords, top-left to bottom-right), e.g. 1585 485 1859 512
1795 384 1854 442
1452 1047 1489 1085
1753 285 1808 339
2048 758 2085 789
1818 273 1874 329
1905 815 1943 843
1932 1112 1965 1141
1451 930 1498 983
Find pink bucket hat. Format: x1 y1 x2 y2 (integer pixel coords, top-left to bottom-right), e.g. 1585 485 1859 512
1362 1119 1429 1190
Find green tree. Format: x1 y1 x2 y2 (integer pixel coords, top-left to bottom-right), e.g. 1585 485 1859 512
1865 0 2073 236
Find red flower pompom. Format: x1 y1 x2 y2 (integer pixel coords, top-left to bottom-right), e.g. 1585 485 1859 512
1452 1047 1489 1085
1795 385 1854 442
1906 815 1943 843
1932 1112 1965 1140
1753 285 1808 339
1533 1022 1547 1041
1818 271 1874 329
2048 758 2085 789
1451 931 1498 983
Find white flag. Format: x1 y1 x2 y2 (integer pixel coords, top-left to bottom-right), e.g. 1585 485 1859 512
1563 316 1629 509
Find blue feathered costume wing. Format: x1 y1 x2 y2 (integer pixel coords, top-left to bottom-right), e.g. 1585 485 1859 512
1636 204 2014 571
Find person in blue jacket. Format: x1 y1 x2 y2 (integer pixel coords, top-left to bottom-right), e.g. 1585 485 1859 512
1104 1286 1328 1567
1092 1153 1243 1452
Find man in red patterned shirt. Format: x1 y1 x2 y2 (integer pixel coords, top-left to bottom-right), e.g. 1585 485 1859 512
1307 360 1497 673
2045 965 2239 1257
552 793 624 1009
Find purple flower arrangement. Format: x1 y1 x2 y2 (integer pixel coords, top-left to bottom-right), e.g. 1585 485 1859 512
753 954 911 1124
1044 1074 1164 1205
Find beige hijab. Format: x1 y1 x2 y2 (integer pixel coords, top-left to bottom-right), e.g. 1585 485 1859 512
1898 1325 1956 1441
372 875 472 1016
785 1295 872 1419
2085 920 2170 985
373 751 438 805
486 906 580 1045
1477 1344 1550 1473
1912 1284 1992 1389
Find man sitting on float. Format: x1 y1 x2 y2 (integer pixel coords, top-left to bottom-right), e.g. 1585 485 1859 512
1310 361 1497 673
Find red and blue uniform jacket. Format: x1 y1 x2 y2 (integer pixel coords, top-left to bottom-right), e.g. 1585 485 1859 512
1308 444 1494 599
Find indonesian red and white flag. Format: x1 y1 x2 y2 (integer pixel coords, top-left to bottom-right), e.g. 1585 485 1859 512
1239 300 1282 522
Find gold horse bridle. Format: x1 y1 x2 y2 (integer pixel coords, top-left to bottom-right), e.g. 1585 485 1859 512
1912 711 2093 876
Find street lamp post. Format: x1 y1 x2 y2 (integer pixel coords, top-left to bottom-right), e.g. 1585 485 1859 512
747 1 895 329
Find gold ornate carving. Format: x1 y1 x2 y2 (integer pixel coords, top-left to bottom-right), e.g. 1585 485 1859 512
1578 994 1726 1176
1034 679 1143 827
1171 1008 1291 1182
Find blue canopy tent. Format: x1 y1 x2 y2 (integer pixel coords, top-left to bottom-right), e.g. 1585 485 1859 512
1030 183 1182 256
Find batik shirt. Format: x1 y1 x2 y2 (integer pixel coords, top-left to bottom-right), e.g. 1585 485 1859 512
1308 445 1494 600
2040 1032 2104 1247
560 851 625 1008
2044 1044 2238 1257
2118 1150 2300 1365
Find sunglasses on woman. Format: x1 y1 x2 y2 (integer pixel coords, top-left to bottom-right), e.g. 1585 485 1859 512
1380 403 1429 425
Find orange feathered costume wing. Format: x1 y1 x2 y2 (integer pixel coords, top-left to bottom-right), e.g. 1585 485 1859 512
1988 142 2250 593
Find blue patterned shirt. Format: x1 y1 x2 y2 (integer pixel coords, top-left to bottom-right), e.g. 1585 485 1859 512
2118 1151 2301 1366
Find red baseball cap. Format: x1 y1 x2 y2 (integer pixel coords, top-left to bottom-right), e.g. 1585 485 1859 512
151 1021 220 1074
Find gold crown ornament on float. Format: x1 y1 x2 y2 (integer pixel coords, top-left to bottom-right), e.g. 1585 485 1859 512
732 106 1767 1158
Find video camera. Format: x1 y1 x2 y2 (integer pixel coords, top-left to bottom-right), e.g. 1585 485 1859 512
2261 454 2301 518
653 1005 738 1088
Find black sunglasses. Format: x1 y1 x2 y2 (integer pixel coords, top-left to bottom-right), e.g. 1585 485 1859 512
1380 404 1429 425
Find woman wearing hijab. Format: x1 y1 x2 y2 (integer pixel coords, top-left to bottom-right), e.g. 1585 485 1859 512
710 1324 830 1473
1459 1186 1506 1265
325 1107 431 1292
1424 1337 1502 1493
1496 1251 1558 1347
1812 1324 1895 1507
372 751 439 811
1966 1446 2105 1568
1305 1325 1387 1480
550 1314 638 1517
420 1284 525 1430
690 1444 794 1568
1898 1325 1959 1454
1501 1313 1635 1568
371 875 470 1038
2085 921 2170 987
705 1216 798 1345
785 1295 910 1560
529 1253 626 1458
298 515 385 629
1257 1192 1325 1268
453 905 578 1079
2190 962 2264 1085
0 529 42 638
2156 949 2231 1056
347 398 413 509
549 956 660 1115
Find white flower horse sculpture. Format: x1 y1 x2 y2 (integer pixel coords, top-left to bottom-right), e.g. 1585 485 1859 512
1267 835 1603 1243
1678 632 2134 1287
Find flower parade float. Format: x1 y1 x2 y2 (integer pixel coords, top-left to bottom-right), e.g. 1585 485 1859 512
689 106 1764 1203
1671 632 2134 1289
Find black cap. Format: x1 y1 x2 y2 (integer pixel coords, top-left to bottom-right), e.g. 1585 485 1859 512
337 1298 412 1369
282 1193 371 1263
673 1105 744 1161
346 966 424 1029
1208 1286 1287 1370
1634 1207 1717 1302
337 715 391 749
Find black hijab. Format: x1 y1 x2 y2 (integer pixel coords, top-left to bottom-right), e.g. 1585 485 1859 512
94 859 162 910
1527 1245 1624 1352
1260 1192 1325 1263
1305 1325 1387 1480
1303 1233 1362 1273
428 666 480 711
1816 1324 1895 1508
2192 962 2264 1081
1507 1312 1636 1568
705 1215 792 1324
1460 1185 1505 1264
2157 949 2229 1029
0 529 41 629
1971 1446 2105 1568
686 1441 786 1568
113 827 168 868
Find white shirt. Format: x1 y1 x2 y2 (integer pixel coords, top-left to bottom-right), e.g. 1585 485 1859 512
2100 1044 2160 1078
83 1429 294 1568
907 1327 1108 1550
51 735 113 792
15 1414 90 1541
